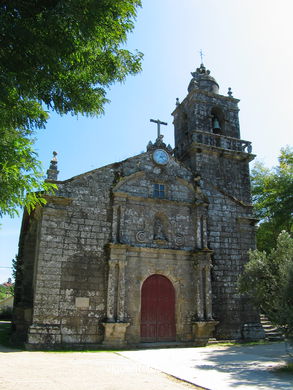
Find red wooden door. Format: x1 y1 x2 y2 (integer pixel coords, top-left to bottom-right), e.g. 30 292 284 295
141 274 176 342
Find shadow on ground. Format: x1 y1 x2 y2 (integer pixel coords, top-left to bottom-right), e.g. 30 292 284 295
190 344 292 389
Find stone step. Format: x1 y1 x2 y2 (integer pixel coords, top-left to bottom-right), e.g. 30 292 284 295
260 314 284 341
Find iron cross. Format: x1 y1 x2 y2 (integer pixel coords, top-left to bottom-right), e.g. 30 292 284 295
200 49 204 64
150 119 168 138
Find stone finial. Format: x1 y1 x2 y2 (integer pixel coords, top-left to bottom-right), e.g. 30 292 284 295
147 140 153 151
46 151 59 181
167 144 173 153
176 97 180 106
228 87 233 97
188 63 219 94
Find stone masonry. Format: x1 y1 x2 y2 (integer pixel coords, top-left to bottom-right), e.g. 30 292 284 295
12 63 264 349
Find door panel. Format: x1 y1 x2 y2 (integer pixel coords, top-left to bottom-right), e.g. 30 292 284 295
141 274 176 342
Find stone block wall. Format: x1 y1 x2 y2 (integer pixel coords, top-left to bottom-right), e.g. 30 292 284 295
15 150 211 347
12 209 41 342
174 144 258 339
205 184 258 339
24 166 115 346
186 148 252 204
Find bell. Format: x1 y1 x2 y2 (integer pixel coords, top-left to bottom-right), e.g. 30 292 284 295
213 117 221 130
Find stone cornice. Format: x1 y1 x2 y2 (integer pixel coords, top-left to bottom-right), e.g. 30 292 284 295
43 195 73 206
178 143 255 164
113 191 198 207
237 217 259 225
108 242 211 257
172 90 240 116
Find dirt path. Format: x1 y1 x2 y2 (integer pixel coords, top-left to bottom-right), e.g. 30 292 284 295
0 346 202 390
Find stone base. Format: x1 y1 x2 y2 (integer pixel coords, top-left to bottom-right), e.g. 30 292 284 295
26 324 62 348
242 323 265 340
192 321 219 346
102 322 130 346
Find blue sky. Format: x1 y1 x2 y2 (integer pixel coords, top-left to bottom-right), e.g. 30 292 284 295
1 0 292 282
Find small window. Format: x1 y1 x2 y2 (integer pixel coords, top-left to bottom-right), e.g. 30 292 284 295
153 183 165 199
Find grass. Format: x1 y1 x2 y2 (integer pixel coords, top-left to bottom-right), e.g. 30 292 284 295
46 349 117 353
207 339 271 347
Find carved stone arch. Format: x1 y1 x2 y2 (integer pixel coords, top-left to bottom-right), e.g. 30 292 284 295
211 106 225 134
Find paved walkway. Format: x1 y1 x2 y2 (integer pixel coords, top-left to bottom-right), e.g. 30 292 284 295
0 346 200 390
1 342 292 389
121 342 293 390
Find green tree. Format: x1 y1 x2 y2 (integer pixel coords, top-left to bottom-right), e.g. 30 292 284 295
0 285 8 301
251 146 293 252
0 283 14 300
0 0 142 217
239 231 293 338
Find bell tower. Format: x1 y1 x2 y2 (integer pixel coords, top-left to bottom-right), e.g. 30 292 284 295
173 63 254 203
172 63 264 340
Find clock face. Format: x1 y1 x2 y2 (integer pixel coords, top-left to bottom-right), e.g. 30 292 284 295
153 149 169 165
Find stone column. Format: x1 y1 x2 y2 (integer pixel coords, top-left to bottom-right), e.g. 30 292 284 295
119 205 126 243
202 216 208 248
194 262 204 320
111 205 119 243
117 260 127 322
204 264 213 320
196 219 202 248
106 260 118 321
103 244 130 347
192 251 218 346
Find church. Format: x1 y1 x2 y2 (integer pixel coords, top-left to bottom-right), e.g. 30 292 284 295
12 63 265 349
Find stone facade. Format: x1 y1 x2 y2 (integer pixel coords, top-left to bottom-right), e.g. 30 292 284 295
12 63 264 349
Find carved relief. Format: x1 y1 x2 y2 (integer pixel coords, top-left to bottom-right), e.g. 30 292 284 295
136 231 147 243
153 216 168 242
175 234 184 247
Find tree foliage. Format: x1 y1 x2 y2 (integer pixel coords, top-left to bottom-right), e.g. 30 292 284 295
0 283 14 301
251 146 293 252
0 110 56 217
239 231 293 337
0 0 142 217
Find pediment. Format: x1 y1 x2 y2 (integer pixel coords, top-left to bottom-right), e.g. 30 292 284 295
113 171 197 203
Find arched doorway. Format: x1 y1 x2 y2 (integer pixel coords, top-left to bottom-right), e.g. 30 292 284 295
141 274 176 342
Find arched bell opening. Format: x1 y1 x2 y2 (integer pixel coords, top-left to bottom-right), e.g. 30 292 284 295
211 107 225 135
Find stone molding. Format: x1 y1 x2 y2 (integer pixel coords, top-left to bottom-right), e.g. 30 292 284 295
108 242 209 257
113 191 198 207
42 195 73 206
237 217 259 225
188 141 256 161
172 90 240 117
